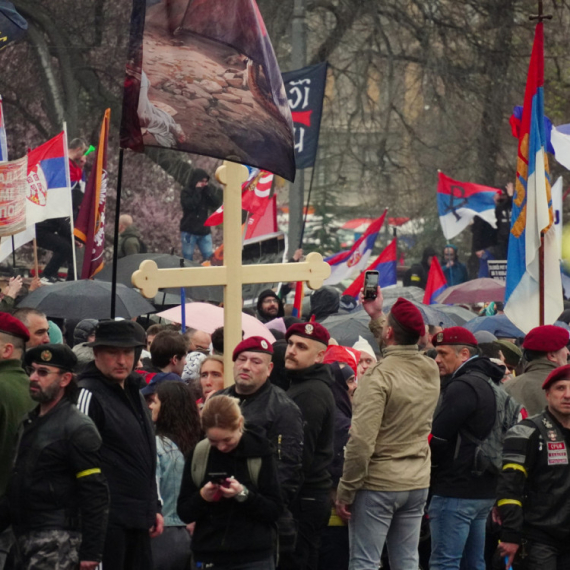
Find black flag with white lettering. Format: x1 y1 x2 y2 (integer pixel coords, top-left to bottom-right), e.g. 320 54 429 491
282 62 327 170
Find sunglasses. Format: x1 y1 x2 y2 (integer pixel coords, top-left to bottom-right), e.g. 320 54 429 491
25 366 61 377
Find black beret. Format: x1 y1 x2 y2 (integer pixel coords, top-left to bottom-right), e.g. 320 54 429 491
25 344 77 372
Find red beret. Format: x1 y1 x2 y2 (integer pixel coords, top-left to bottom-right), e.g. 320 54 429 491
390 298 425 338
0 312 29 342
433 326 478 347
286 321 330 347
543 364 570 390
232 336 273 361
522 325 570 352
323 345 361 372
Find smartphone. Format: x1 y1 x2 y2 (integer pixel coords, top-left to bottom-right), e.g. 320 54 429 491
208 472 229 485
363 270 379 300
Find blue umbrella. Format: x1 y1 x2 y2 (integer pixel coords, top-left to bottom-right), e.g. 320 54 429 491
464 314 524 338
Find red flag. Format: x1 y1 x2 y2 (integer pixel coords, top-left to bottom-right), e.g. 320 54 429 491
423 256 448 305
292 281 304 318
74 109 110 279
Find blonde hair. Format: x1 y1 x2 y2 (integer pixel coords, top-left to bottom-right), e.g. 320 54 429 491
201 395 243 432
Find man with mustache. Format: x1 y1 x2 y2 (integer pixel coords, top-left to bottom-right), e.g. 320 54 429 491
76 321 162 570
2 344 108 570
282 321 335 570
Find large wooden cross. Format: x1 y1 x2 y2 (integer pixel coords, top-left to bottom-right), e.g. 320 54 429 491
132 160 331 385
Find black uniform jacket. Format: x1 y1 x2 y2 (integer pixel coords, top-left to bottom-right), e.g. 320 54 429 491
5 398 109 562
497 409 570 547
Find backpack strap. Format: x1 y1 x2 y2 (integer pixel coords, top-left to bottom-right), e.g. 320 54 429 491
191 439 211 488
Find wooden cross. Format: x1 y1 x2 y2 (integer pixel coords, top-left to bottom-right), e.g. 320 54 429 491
529 0 552 21
132 160 331 384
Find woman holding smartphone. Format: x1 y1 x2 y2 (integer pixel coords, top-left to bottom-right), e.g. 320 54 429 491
177 395 283 570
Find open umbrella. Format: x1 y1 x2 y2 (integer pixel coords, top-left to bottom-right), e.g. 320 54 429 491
436 278 505 304
156 302 276 343
464 314 524 338
382 299 457 328
17 280 155 320
431 304 477 326
96 253 223 304
321 313 379 355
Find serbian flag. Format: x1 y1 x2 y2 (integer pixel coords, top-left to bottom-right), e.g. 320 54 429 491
437 172 498 240
324 210 387 285
505 24 563 333
26 132 72 225
204 167 260 227
344 239 397 298
423 256 447 305
292 281 304 318
0 96 7 162
74 109 110 279
120 0 295 181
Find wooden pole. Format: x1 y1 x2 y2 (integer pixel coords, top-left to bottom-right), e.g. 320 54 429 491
539 232 545 325
110 149 124 319
32 238 39 280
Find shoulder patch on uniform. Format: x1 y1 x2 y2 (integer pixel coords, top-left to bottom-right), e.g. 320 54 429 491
505 423 536 440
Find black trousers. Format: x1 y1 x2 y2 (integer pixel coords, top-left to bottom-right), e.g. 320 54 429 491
279 489 331 570
35 227 73 280
102 526 152 570
521 541 570 570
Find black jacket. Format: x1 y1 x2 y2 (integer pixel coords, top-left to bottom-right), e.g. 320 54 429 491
329 362 352 486
497 410 570 547
179 168 222 235
309 286 340 322
77 362 159 529
216 381 303 505
430 356 504 499
5 398 109 561
287 363 335 491
177 430 283 564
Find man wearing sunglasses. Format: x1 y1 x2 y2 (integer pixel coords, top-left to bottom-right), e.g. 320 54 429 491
2 344 109 570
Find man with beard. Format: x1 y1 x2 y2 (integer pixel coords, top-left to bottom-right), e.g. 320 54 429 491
282 321 335 570
2 344 108 570
256 289 285 323
76 320 162 570
179 168 222 262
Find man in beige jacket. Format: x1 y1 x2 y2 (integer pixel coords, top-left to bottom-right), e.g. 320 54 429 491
336 288 440 570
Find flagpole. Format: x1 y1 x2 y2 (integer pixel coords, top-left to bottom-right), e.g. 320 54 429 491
110 149 124 319
32 238 39 280
63 123 78 280
530 0 550 326
11 236 15 268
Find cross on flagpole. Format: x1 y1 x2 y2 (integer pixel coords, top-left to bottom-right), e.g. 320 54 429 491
132 160 331 383
529 0 552 22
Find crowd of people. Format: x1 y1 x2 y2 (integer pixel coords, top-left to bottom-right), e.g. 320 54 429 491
0 277 570 570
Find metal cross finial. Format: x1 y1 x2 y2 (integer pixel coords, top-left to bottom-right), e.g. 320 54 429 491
529 0 553 22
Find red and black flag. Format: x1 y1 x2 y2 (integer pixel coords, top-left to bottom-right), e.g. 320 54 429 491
120 0 295 181
282 62 327 170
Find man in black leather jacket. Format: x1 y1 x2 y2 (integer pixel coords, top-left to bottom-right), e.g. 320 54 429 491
2 344 108 570
497 364 570 570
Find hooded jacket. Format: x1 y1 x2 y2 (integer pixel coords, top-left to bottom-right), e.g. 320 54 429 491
310 286 340 322
403 247 437 289
430 356 506 499
287 363 335 491
177 430 283 565
179 169 222 235
118 224 143 258
256 289 284 323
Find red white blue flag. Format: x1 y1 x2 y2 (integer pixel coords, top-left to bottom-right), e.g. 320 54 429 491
344 239 397 298
423 256 447 305
505 23 563 332
437 172 498 240
324 210 387 285
26 132 72 225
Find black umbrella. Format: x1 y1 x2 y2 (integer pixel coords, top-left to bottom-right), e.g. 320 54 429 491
17 280 156 320
96 253 223 304
321 312 379 355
